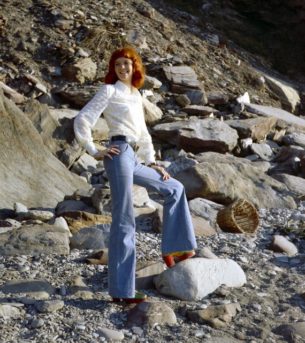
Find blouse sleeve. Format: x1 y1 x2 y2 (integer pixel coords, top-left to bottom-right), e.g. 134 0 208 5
73 84 114 155
139 100 156 165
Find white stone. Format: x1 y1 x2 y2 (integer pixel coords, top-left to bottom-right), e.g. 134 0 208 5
271 235 298 256
98 327 124 341
154 258 246 301
142 97 163 124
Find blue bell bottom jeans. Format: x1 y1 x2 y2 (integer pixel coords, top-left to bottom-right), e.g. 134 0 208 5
104 141 197 298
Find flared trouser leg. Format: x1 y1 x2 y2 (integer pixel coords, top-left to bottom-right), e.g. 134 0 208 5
133 163 197 255
104 143 197 298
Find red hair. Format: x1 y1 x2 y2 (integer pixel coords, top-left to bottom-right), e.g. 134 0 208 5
104 46 145 89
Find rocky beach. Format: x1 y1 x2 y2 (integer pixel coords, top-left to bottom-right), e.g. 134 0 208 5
0 1 305 342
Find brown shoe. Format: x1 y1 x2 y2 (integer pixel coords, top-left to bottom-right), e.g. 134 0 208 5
112 291 147 304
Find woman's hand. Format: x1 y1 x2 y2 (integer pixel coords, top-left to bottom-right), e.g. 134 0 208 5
151 164 170 180
94 145 120 160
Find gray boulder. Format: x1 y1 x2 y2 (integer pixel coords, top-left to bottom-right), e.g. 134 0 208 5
0 92 89 209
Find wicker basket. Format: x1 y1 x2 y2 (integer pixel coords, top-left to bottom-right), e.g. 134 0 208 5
216 199 259 234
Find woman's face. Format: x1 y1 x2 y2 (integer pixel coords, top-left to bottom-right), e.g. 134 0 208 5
114 57 133 85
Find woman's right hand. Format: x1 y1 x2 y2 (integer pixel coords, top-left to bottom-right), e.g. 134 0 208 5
94 145 120 160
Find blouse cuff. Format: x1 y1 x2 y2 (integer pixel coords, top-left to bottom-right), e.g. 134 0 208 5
85 142 98 156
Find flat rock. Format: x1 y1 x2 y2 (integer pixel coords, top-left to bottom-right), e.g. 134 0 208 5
0 92 89 209
0 223 70 256
153 118 238 153
127 301 177 327
176 152 296 209
154 258 246 301
245 103 305 129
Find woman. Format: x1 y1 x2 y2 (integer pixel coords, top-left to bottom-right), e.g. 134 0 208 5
74 46 197 304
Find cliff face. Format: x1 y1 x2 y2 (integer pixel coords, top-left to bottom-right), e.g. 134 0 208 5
165 0 305 82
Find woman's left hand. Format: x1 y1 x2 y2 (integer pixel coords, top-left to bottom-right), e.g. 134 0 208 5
151 165 170 180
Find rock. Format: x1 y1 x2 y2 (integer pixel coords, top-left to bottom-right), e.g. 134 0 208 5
136 261 165 289
56 200 96 217
264 74 300 113
17 209 54 222
0 303 24 319
92 117 109 142
55 85 100 108
0 223 70 256
71 153 98 174
69 276 94 300
163 65 202 92
0 92 89 209
183 105 219 117
192 215 217 237
250 143 274 161
153 118 238 154
127 302 177 327
275 322 305 341
175 94 191 107
176 152 296 209
86 248 109 265
189 198 223 227
142 96 163 124
197 247 218 259
35 300 64 313
53 216 72 237
282 131 305 148
143 76 162 89
227 117 277 141
154 258 246 301
69 224 110 250
245 103 305 129
187 303 241 328
62 58 97 84
272 173 305 196
207 91 229 105
64 211 111 234
270 235 298 256
0 280 56 299
98 327 124 341
186 89 208 105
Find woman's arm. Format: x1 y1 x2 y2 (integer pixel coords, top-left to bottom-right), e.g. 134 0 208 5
74 84 114 155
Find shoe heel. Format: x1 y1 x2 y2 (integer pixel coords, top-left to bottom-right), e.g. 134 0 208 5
163 255 175 268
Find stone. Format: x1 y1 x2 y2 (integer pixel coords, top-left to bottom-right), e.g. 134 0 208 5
0 224 70 256
189 198 223 227
187 303 241 328
250 143 274 161
176 152 296 209
275 322 305 341
163 65 202 90
197 247 218 259
154 258 246 301
264 74 300 113
86 249 109 265
175 94 191 107
186 89 208 105
62 58 97 84
207 92 229 105
245 103 305 129
142 97 163 124
136 261 165 289
183 105 219 116
153 118 238 154
69 224 110 250
64 211 112 234
0 303 24 319
143 76 162 89
227 117 277 141
0 92 89 209
270 235 298 256
127 302 177 327
69 276 94 300
35 300 64 313
98 327 124 341
272 173 305 196
192 215 217 237
282 131 305 148
0 280 56 299
71 153 98 174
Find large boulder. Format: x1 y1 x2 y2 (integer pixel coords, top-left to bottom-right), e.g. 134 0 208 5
153 118 238 153
175 152 296 209
0 92 89 209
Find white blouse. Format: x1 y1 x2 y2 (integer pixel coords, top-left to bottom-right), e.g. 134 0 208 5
74 80 156 165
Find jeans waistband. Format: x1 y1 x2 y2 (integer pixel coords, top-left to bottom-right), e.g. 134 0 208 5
110 135 139 151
